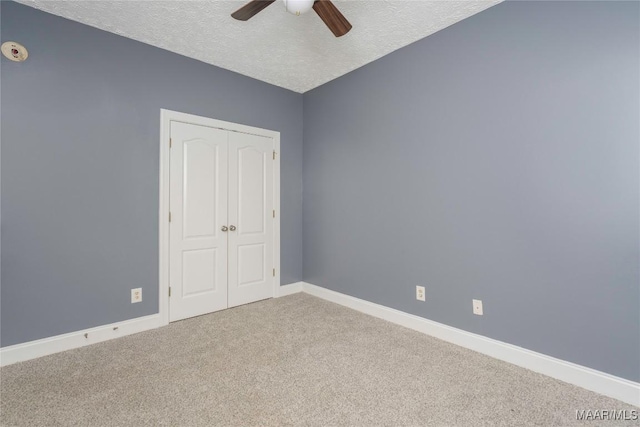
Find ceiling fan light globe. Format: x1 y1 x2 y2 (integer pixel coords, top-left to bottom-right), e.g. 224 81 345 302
283 0 315 16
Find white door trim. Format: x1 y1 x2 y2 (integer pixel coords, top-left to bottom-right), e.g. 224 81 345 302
159 109 281 325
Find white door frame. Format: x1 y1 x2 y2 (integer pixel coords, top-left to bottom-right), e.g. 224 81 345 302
159 109 281 326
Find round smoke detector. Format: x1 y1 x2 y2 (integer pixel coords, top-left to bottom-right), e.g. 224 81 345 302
1 41 28 62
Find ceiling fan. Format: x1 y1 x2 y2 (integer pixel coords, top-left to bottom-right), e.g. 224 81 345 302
232 0 352 37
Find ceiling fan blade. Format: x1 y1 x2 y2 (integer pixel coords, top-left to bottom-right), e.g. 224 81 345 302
312 0 352 37
231 0 276 21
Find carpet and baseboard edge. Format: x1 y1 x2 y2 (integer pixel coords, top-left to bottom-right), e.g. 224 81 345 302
0 314 164 367
300 282 639 407
1 281 637 407
0 282 306 367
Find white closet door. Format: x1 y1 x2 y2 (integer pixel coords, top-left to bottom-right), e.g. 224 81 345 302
227 131 274 308
169 122 228 322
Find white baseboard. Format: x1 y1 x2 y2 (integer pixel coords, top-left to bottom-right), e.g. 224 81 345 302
0 314 164 367
0 282 305 367
275 281 304 297
301 282 640 407
3 282 637 406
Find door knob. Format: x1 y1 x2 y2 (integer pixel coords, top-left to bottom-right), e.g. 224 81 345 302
229 225 236 231
221 225 228 232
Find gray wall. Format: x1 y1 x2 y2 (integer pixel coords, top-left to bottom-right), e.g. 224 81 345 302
2 0 638 383
1 1 303 347
303 1 639 381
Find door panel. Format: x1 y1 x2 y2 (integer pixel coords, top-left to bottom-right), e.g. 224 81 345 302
228 132 274 308
183 139 219 238
238 244 265 285
238 147 265 234
170 121 228 321
182 249 218 296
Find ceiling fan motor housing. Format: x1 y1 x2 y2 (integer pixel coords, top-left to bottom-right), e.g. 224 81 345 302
231 0 351 38
283 0 315 16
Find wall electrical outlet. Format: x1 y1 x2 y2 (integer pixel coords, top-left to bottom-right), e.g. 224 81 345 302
131 288 142 303
473 299 483 315
416 286 426 302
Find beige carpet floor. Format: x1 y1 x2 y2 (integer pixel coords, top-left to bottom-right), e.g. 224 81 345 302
0 293 637 426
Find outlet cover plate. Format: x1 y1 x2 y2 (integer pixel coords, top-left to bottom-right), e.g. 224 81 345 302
473 299 483 315
131 288 142 303
416 286 426 302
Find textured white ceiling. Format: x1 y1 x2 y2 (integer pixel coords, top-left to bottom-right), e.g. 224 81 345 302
17 0 501 93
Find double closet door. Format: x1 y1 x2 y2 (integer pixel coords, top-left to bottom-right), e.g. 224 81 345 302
169 121 274 322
